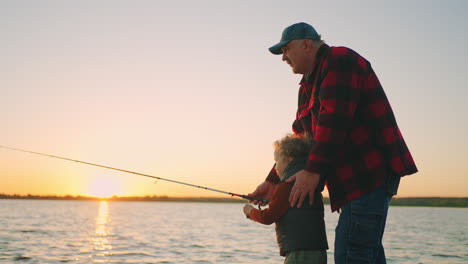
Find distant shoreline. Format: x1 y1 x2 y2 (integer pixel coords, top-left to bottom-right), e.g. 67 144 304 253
1 194 467 208
0 194 244 203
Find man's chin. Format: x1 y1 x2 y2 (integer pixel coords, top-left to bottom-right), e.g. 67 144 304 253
291 68 302 74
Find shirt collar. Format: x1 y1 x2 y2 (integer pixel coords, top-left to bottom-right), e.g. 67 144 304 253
300 43 330 84
280 156 308 181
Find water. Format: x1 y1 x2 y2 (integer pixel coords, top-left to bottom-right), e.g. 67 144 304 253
0 200 466 264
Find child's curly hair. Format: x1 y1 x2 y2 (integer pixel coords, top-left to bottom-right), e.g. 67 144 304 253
274 133 312 160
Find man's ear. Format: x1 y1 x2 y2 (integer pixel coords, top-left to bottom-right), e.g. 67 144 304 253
303 39 313 52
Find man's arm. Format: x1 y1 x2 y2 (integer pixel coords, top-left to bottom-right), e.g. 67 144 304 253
248 165 279 206
289 48 363 207
265 164 280 184
306 49 362 173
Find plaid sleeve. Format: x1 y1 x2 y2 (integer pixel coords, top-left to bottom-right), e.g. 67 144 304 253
265 164 280 184
305 48 363 173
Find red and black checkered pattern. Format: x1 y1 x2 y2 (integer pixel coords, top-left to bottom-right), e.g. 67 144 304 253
267 44 417 212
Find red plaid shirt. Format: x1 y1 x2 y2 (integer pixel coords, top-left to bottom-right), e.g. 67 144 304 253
267 44 418 212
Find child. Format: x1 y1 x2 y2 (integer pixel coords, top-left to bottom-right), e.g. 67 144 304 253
243 134 328 264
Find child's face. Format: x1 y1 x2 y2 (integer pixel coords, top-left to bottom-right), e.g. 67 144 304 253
274 151 290 177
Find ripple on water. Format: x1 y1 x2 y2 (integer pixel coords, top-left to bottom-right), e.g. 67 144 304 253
189 244 204 248
432 254 464 258
13 255 32 261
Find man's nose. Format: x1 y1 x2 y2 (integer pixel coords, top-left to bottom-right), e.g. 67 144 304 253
282 53 287 61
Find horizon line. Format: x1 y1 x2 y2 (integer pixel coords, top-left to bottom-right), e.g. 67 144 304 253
1 193 467 199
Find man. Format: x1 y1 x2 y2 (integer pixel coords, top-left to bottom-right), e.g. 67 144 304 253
249 22 417 263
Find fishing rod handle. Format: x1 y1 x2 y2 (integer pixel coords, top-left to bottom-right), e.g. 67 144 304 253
239 195 269 204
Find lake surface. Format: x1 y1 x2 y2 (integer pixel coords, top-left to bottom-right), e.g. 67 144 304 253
0 200 466 264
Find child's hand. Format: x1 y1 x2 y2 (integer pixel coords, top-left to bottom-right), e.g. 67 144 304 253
248 181 275 206
243 204 254 217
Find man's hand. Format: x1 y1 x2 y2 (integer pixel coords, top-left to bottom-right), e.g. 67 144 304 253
248 181 276 206
286 170 320 208
243 204 254 217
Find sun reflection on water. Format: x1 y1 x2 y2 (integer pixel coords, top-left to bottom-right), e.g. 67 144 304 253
92 201 112 252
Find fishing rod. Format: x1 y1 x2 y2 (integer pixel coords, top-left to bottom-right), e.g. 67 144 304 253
0 145 269 204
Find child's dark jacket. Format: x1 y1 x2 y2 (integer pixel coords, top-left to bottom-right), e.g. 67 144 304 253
250 156 328 256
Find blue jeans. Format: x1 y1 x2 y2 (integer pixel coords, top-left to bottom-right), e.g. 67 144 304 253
334 174 400 264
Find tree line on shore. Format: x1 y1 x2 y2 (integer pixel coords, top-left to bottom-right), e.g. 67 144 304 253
0 193 467 207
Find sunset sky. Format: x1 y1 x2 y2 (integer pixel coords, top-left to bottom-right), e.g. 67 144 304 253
2 0 467 198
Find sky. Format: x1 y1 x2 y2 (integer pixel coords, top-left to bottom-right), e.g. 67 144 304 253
1 0 467 198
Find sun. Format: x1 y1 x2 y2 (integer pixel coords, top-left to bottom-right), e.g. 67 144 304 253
87 176 123 198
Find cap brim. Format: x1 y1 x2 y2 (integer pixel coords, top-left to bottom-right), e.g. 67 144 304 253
268 40 289 55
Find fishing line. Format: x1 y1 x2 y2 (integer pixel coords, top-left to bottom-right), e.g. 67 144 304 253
0 145 269 203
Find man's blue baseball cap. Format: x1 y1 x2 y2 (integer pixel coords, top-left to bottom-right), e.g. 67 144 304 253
269 22 320 55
